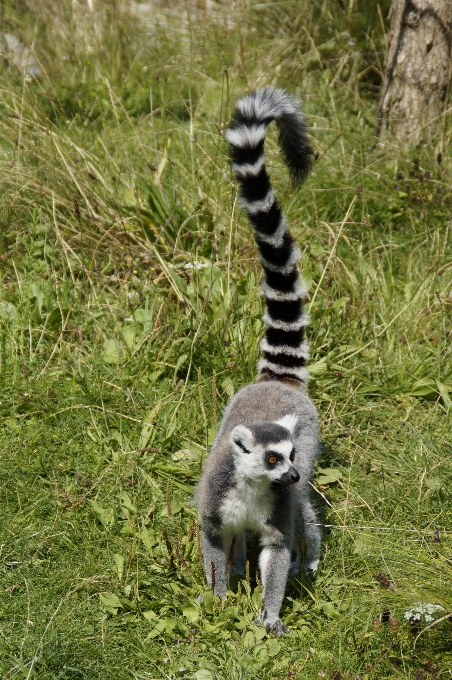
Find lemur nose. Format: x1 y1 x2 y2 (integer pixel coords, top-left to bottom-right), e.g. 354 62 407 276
291 470 300 483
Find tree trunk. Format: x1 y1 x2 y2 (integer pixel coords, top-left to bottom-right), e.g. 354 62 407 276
377 0 452 144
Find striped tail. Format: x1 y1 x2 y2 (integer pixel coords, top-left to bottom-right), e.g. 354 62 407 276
225 87 314 387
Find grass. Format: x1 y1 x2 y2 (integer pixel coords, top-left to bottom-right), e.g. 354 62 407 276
0 0 451 678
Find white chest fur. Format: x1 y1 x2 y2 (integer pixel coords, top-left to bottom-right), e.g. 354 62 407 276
220 478 273 532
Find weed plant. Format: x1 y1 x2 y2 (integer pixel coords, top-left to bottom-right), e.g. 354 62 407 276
0 1 451 678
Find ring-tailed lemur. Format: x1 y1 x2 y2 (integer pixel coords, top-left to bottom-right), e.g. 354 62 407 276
196 87 320 636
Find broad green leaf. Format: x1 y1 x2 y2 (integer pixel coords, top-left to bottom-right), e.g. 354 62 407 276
217 605 239 623
191 672 213 680
266 637 281 657
166 266 187 296
332 296 349 310
322 602 339 618
201 590 213 614
171 448 201 463
164 617 176 634
243 630 255 648
101 338 121 364
353 531 373 555
0 301 17 321
86 428 99 443
134 305 156 330
140 527 157 554
221 377 234 399
99 592 122 615
174 353 188 375
87 310 106 326
182 603 199 622
109 430 123 446
307 358 328 376
147 368 165 384
161 418 177 445
121 597 136 612
411 384 436 398
254 642 268 658
160 491 183 516
171 491 183 514
47 308 69 331
316 467 342 485
146 619 167 639
113 553 124 581
89 500 115 528
436 380 451 412
118 490 136 513
251 584 263 609
316 477 337 485
122 325 136 351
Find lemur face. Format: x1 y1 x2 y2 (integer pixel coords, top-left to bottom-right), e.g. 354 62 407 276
231 418 300 485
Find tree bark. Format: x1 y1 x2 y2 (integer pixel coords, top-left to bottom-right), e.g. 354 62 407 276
377 0 452 144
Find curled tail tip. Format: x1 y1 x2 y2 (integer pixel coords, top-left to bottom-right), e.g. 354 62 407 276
280 128 313 187
227 86 314 185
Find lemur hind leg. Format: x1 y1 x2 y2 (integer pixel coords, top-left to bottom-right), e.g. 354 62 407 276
289 495 321 576
201 520 231 597
301 498 321 572
292 497 321 574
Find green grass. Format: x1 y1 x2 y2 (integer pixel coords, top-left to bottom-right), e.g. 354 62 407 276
0 1 451 678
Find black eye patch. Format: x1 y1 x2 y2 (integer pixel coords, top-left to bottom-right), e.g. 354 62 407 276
290 448 295 462
265 451 283 468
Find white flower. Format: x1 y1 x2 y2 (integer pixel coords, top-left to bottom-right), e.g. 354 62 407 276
183 261 209 271
126 290 140 305
404 602 445 623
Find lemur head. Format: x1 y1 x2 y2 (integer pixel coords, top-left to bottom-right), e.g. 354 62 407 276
230 414 300 485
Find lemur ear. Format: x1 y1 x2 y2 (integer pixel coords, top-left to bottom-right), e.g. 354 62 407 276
275 413 298 434
231 425 255 454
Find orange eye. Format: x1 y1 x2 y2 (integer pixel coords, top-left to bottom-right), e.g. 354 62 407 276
290 450 295 462
268 456 277 464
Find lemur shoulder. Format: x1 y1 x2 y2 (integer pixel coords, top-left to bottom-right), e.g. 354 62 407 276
195 87 321 636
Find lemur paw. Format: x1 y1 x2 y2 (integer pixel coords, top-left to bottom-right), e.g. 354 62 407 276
264 616 289 636
254 612 289 636
303 558 320 573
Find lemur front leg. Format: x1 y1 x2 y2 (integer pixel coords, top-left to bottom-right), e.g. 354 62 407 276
257 538 291 636
200 519 231 597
